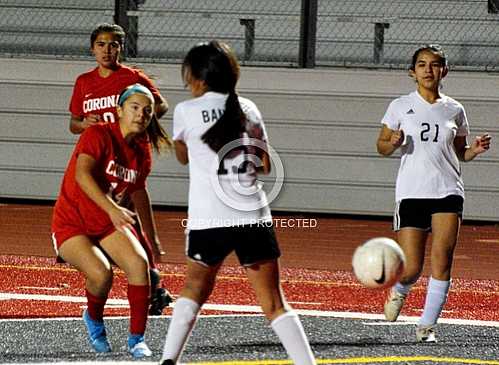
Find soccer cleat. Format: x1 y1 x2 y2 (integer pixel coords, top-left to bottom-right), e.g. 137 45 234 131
149 287 174 315
384 288 406 322
416 325 437 343
128 334 152 358
160 360 175 365
149 269 174 315
82 309 112 353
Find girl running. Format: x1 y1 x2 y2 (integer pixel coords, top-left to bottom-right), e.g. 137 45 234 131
376 44 491 342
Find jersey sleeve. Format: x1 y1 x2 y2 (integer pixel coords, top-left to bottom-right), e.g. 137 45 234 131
69 75 84 117
455 106 470 137
75 126 108 161
381 100 401 131
172 103 186 141
136 70 162 103
241 98 269 143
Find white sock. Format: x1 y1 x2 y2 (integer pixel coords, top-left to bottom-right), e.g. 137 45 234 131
271 311 316 365
160 297 200 362
419 277 451 327
394 281 412 296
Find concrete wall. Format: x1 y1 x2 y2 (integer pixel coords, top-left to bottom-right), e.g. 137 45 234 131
1 57 498 220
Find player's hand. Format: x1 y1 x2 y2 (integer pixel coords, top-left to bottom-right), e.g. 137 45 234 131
390 129 404 148
471 133 491 155
108 206 136 233
82 114 100 129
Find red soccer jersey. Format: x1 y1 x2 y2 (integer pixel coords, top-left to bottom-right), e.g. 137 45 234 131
69 64 162 124
52 122 152 246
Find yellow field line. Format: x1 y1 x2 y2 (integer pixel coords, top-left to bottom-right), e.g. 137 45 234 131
185 356 499 365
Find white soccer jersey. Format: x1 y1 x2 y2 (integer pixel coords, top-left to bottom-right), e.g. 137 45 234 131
381 91 470 202
173 91 272 230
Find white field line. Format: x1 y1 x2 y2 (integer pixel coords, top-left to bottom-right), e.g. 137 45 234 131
1 291 499 328
0 363 157 365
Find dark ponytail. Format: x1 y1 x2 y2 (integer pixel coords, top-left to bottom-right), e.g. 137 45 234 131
202 90 245 152
146 115 173 154
182 41 246 152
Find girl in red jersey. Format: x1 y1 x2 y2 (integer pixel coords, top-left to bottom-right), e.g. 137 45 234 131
52 84 171 358
69 23 171 314
69 23 168 133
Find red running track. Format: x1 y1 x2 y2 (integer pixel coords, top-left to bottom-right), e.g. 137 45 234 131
2 203 499 321
1 255 499 322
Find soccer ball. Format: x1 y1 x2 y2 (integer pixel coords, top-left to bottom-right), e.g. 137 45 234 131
352 237 405 289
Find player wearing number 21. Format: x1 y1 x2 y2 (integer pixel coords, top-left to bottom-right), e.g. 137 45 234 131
376 45 491 343
159 40 316 365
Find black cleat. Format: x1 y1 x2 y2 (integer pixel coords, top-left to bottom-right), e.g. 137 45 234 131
149 287 174 315
160 360 175 365
149 268 174 315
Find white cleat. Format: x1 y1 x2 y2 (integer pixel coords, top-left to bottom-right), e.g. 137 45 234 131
384 288 406 322
416 325 437 343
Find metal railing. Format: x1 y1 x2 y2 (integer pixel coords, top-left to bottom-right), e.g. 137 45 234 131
0 0 497 70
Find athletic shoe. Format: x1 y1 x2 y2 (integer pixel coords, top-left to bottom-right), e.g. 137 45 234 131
149 269 174 315
128 334 152 358
416 325 437 343
150 287 174 315
160 360 175 365
384 288 406 322
82 309 111 353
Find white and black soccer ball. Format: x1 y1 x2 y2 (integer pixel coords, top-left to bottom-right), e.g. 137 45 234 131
352 237 406 289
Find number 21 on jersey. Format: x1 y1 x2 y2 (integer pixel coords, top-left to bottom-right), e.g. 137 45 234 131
421 122 439 142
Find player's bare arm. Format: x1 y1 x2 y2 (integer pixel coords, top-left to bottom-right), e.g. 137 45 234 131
454 134 491 162
256 150 271 174
174 140 189 165
377 125 404 156
155 95 169 120
75 153 135 231
69 114 100 134
131 188 165 256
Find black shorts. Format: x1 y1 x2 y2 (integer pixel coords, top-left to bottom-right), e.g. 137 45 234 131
394 194 464 231
186 225 281 267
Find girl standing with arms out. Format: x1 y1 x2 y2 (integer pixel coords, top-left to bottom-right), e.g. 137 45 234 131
159 41 316 365
52 84 171 358
376 45 491 342
69 23 171 314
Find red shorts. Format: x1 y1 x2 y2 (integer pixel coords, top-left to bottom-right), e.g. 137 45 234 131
51 224 116 253
51 201 155 267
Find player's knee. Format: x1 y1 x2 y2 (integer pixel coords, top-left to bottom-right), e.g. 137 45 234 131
183 279 213 304
86 265 113 288
122 256 149 282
